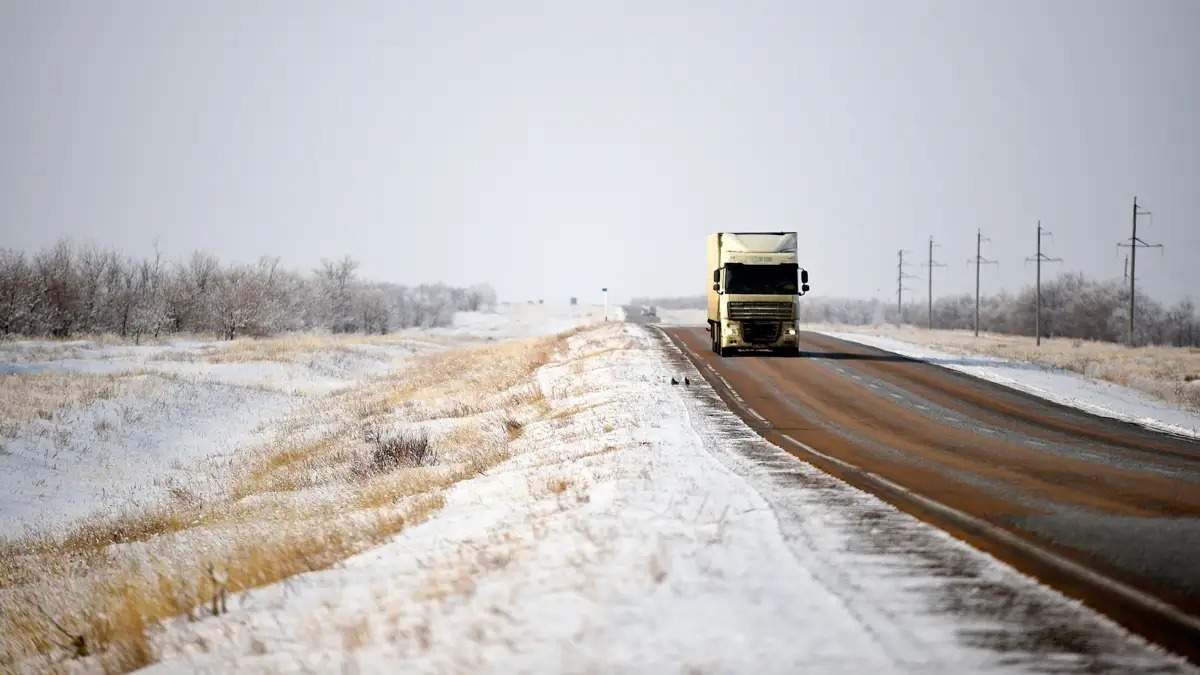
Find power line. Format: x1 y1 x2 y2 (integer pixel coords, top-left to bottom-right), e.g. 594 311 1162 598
1117 196 1162 346
926 237 946 330
896 249 918 324
967 229 998 337
1025 220 1062 346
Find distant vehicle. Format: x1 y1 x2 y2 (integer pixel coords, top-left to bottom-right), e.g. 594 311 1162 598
706 232 809 356
641 305 657 317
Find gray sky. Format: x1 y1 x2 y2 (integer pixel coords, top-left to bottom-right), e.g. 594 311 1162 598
2 1 1197 304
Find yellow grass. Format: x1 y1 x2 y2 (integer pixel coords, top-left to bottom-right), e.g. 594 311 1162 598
811 323 1200 412
170 331 460 365
0 371 161 435
0 329 576 673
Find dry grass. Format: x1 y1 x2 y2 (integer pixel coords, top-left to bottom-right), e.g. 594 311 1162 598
0 371 158 435
0 335 177 365
546 477 571 495
173 332 457 366
0 329 574 673
812 323 1200 412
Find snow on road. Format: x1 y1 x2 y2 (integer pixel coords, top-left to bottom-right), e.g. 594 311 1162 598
821 330 1200 440
142 323 1191 673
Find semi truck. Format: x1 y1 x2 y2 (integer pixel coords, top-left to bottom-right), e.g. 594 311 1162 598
707 232 809 356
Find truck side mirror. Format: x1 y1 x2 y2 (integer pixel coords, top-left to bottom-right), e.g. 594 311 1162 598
802 283 810 293
712 283 720 292
712 270 720 283
800 269 809 284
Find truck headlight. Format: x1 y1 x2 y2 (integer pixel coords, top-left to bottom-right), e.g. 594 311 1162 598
786 328 796 335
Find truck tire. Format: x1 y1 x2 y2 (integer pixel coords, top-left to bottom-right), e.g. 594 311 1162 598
714 325 733 357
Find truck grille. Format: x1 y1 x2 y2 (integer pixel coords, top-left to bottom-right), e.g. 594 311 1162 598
728 301 793 321
742 321 781 344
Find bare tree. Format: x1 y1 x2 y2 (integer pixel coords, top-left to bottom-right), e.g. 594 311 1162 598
0 250 38 335
2 240 491 340
316 256 360 332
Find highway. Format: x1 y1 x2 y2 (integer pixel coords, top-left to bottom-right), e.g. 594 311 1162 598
662 325 1200 660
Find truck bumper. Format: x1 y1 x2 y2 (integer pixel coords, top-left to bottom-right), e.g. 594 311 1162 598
719 321 798 350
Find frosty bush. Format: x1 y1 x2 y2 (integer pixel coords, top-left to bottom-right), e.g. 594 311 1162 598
0 241 498 339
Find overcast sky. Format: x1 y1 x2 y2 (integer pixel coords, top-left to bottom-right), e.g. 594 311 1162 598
2 1 1197 304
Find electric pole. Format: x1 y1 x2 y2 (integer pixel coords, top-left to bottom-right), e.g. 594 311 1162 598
1025 220 1062 346
896 249 917 324
927 237 946 330
967 229 997 337
1117 196 1161 346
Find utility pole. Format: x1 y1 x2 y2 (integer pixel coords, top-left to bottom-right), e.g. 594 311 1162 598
967 229 997 337
602 287 609 322
896 249 917 324
927 237 946 330
1117 196 1161 345
1025 220 1062 346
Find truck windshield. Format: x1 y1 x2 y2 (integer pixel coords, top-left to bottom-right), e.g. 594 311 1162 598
724 263 798 295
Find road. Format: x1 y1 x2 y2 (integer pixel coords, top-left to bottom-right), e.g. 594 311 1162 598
663 325 1200 661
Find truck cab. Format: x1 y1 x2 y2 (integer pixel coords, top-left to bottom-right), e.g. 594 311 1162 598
707 232 809 356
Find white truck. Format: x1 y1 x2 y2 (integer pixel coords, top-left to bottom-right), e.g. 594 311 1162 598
707 232 809 356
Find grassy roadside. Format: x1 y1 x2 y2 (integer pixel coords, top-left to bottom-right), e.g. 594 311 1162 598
0 329 578 673
810 322 1200 412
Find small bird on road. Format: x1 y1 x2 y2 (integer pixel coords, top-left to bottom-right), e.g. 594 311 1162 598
670 377 679 385
685 377 691 386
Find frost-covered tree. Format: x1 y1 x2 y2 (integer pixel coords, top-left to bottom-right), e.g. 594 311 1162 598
316 256 360 332
0 250 39 336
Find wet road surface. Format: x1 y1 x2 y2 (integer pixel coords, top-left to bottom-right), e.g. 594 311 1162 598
663 326 1200 662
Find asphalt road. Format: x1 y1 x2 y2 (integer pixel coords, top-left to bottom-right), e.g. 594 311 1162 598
663 326 1200 660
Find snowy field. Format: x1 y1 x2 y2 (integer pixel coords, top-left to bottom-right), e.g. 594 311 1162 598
655 308 707 326
0 305 1193 673
0 303 609 539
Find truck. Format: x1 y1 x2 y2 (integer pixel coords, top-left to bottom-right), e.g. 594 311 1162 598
707 232 809 356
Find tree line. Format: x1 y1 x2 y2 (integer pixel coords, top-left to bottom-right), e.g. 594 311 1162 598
634 272 1200 347
0 241 497 341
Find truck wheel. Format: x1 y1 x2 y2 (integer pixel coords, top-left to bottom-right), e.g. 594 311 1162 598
714 325 732 356
710 324 719 353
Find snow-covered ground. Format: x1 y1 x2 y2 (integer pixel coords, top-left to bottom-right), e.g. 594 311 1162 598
654 307 706 326
0 304 611 539
3 309 1193 672
432 302 622 340
140 323 1189 673
0 375 294 538
822 330 1200 440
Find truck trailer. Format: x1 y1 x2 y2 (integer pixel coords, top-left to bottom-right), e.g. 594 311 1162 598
707 232 809 356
